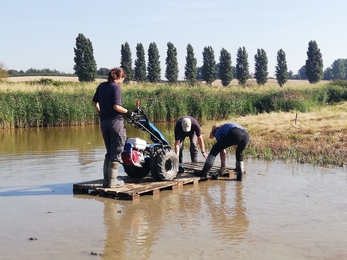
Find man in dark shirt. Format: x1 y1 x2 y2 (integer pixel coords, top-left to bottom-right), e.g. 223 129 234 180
174 116 207 172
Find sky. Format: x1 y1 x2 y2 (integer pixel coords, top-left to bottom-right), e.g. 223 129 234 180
1 0 346 80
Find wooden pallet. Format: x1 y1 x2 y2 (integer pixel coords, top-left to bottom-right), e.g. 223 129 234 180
73 162 236 200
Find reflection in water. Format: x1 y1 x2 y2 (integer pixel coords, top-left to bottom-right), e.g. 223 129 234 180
205 182 249 245
94 180 249 260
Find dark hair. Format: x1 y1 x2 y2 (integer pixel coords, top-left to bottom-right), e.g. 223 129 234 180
107 67 127 83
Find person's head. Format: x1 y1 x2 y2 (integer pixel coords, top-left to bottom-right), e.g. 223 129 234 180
209 124 222 139
108 67 127 84
181 117 192 132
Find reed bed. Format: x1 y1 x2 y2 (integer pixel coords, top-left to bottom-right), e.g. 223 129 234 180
1 78 346 167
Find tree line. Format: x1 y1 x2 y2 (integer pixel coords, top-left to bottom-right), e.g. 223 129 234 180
2 33 346 86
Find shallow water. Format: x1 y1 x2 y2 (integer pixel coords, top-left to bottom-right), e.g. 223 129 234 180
1 125 347 260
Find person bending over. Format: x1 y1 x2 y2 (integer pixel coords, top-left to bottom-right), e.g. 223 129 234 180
194 122 250 181
174 116 207 172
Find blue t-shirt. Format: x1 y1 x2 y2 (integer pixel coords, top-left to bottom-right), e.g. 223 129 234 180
92 82 123 120
214 123 245 142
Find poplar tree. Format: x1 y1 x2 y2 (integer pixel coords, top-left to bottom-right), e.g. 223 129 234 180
219 48 233 87
165 42 179 83
275 49 288 87
147 42 161 83
120 42 133 83
134 43 146 82
73 33 97 82
184 44 197 84
202 46 216 85
305 40 323 84
254 48 268 85
236 47 249 86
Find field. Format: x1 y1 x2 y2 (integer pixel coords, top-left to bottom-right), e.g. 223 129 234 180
6 75 325 87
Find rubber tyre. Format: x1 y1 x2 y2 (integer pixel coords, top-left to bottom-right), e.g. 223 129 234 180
123 165 150 178
150 150 179 181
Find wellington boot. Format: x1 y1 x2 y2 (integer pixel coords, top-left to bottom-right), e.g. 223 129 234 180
108 161 125 188
235 161 244 181
103 159 109 188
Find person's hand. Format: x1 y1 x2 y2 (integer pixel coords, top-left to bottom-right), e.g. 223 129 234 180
125 110 135 119
202 152 208 159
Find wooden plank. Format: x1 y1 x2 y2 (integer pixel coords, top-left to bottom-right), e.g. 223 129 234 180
72 175 200 200
72 161 237 200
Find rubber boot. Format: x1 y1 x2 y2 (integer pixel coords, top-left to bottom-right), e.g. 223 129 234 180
235 161 244 181
108 161 125 188
103 159 109 187
194 154 216 178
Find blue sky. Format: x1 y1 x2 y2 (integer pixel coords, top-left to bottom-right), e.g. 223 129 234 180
1 0 346 79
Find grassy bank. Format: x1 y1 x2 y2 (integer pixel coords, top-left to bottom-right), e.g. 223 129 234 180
193 102 347 168
1 78 346 167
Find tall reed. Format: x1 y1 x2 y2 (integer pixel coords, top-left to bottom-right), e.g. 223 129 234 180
1 80 347 129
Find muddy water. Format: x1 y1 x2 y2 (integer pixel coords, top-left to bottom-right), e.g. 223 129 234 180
0 125 347 260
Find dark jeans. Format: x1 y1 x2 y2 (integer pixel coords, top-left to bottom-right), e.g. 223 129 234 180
210 128 250 161
100 117 126 162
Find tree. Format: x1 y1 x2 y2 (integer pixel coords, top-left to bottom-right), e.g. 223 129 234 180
0 62 8 79
202 46 216 85
331 59 346 80
73 33 97 82
219 48 233 87
97 68 110 77
323 67 333 80
298 65 307 80
147 42 161 83
120 42 133 83
7 69 19 77
165 42 179 83
184 43 197 84
254 48 268 85
236 47 249 86
305 40 323 84
134 43 146 82
275 49 288 87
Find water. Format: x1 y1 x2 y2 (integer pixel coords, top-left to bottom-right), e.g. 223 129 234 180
0 125 347 260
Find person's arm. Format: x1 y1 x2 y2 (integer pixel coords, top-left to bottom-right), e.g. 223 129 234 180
113 104 129 114
113 104 134 118
92 101 100 113
174 139 180 157
197 135 207 159
220 149 226 173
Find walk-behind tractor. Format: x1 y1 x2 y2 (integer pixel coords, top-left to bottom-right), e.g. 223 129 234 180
121 101 179 181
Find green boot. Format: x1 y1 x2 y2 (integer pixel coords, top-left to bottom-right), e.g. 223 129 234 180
108 161 125 188
103 159 109 188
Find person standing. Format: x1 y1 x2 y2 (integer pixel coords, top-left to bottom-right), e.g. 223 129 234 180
92 67 134 188
174 116 208 172
194 122 250 181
